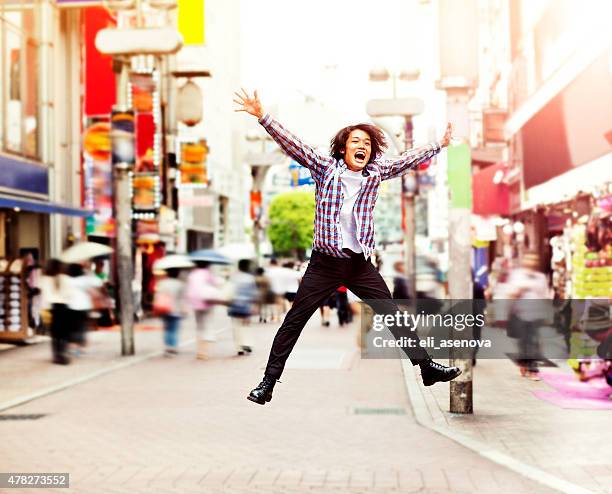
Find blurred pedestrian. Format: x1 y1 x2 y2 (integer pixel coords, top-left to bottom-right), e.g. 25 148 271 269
228 259 258 356
64 263 103 356
281 261 301 311
39 259 70 365
235 89 460 405
255 267 275 323
507 253 552 380
187 261 222 360
266 258 286 321
336 286 351 326
392 261 411 301
91 258 113 328
154 268 186 356
472 275 487 366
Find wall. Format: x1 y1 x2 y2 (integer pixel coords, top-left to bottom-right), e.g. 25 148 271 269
175 0 247 248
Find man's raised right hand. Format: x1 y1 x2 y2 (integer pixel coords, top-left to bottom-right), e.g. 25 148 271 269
234 88 264 119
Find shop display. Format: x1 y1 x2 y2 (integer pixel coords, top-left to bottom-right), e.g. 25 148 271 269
0 258 36 341
570 224 612 299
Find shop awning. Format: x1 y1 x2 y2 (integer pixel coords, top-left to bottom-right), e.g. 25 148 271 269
0 195 95 217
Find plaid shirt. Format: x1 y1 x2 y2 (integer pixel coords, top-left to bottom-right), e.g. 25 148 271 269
259 114 442 259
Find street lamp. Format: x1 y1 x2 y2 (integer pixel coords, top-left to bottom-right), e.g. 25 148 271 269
367 67 422 298
369 67 421 99
244 132 279 266
96 0 182 357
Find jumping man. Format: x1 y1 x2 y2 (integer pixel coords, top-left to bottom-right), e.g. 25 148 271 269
234 89 462 405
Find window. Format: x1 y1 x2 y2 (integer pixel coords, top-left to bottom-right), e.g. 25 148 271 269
0 3 39 159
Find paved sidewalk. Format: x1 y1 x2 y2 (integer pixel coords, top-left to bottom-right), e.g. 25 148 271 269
0 320 172 412
0 312 556 493
406 355 612 494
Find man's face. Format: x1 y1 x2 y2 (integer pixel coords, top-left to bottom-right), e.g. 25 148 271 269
343 129 372 171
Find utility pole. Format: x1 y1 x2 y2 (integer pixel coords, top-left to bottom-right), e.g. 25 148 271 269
366 97 424 297
250 163 271 266
113 61 136 356
95 0 182 356
402 116 417 298
436 0 479 414
245 131 280 266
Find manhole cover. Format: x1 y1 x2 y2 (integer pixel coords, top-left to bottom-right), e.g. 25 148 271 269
352 408 406 415
0 414 46 421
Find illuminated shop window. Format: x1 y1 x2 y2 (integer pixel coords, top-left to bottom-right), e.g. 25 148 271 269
0 4 39 159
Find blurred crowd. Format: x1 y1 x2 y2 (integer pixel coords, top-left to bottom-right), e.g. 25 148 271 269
33 244 610 390
151 256 367 359
38 257 112 365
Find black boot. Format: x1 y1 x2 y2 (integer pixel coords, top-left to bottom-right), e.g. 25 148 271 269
419 360 462 386
247 375 277 405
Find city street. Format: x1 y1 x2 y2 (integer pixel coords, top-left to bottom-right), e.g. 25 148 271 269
1 313 558 494
0 0 610 493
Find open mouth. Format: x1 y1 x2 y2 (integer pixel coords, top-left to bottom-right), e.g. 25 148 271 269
354 151 367 162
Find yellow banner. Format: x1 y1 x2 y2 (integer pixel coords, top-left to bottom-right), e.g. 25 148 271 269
178 0 205 45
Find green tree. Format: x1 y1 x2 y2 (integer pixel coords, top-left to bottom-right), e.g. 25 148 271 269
267 190 315 260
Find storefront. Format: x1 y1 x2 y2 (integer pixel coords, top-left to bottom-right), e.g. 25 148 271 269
0 157 93 342
546 187 612 300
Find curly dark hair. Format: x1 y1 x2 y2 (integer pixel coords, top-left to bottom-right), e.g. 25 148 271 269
330 123 388 163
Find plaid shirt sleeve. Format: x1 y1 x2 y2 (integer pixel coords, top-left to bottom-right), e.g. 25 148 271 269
258 114 330 182
378 142 442 181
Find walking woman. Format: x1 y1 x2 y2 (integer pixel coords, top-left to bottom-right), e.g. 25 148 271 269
40 259 70 365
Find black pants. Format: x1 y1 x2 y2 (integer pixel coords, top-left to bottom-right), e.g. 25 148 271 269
50 303 69 363
265 250 430 378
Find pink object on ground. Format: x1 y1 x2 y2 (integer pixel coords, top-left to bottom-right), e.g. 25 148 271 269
532 370 612 410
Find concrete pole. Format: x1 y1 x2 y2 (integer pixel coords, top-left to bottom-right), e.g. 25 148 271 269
445 87 473 414
250 164 271 267
114 60 135 356
402 116 417 298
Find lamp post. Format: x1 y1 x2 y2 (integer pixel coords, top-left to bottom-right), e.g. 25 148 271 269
367 67 422 297
245 131 279 266
97 0 182 356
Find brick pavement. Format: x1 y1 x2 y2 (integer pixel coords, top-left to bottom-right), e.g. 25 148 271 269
1 311 557 493
0 320 173 410
408 347 612 493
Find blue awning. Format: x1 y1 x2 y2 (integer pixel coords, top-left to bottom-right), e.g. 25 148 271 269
0 195 95 217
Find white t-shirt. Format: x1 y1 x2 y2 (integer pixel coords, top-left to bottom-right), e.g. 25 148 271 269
266 266 301 294
66 274 103 311
266 266 288 295
39 274 70 309
339 169 364 253
282 268 301 294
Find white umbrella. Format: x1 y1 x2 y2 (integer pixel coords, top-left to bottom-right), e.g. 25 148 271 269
60 242 113 264
153 254 195 271
216 243 256 260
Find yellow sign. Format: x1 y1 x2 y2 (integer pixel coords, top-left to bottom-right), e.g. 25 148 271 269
178 0 205 45
179 139 209 186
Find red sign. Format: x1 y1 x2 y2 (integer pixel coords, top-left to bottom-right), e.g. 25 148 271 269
250 191 262 220
84 7 116 116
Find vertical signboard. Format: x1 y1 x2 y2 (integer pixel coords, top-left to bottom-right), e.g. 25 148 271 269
83 121 115 237
129 72 161 218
